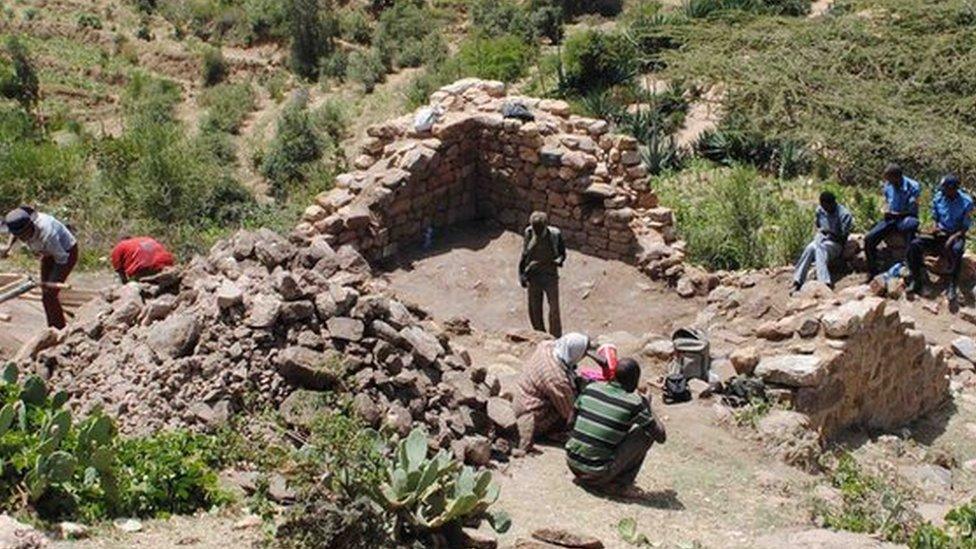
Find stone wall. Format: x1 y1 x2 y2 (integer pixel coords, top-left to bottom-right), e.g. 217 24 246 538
296 79 681 276
735 291 949 439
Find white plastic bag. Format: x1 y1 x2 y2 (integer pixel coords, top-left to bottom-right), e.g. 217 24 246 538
413 105 444 132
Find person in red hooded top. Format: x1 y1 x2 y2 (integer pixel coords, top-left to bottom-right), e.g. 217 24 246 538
110 236 175 283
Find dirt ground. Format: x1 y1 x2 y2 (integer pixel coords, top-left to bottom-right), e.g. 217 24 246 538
48 511 263 549
381 222 704 338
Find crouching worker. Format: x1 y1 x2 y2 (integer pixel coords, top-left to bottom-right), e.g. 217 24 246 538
566 358 666 495
513 333 606 445
1 207 78 329
111 236 175 283
907 174 974 301
792 191 854 292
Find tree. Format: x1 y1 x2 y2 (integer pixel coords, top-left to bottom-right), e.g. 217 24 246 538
0 37 40 113
289 0 337 79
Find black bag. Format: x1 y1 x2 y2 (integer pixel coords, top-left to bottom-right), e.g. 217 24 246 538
720 375 767 408
663 372 691 404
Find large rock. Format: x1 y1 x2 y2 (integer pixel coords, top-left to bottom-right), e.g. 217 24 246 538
254 228 295 268
820 298 883 339
755 354 826 387
216 281 243 310
952 336 976 364
400 326 443 365
147 313 201 359
326 317 365 342
246 294 281 328
729 346 760 375
14 328 60 362
0 514 47 548
276 346 342 390
756 410 821 470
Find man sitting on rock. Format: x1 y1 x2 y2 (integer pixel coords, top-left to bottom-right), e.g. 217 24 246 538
565 358 666 496
792 191 854 293
518 211 566 338
906 174 974 301
864 163 921 281
513 333 605 446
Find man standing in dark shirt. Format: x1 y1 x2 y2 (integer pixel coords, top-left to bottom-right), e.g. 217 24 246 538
518 212 566 337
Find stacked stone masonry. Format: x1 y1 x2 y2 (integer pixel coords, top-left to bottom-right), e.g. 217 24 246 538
748 292 949 439
297 79 681 277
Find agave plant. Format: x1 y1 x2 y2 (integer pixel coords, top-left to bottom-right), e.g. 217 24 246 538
372 428 508 541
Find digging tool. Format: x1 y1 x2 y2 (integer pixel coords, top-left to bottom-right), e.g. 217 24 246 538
0 277 72 306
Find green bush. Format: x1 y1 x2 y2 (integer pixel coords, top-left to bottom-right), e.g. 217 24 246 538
374 0 443 69
319 50 348 80
0 363 227 522
312 99 349 141
684 0 810 18
560 29 637 94
346 49 386 93
201 47 228 86
657 165 815 270
470 0 537 43
339 7 373 45
260 94 323 194
77 13 103 29
813 453 919 543
530 3 564 44
0 37 39 112
244 0 291 42
289 0 338 79
910 499 976 548
456 35 534 83
199 82 256 134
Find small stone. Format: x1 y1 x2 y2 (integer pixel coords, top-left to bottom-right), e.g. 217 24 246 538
114 518 143 533
463 435 492 466
327 317 365 342
676 276 696 298
58 521 89 539
487 397 517 431
730 346 760 375
531 528 604 549
216 281 243 310
642 339 674 360
233 515 263 530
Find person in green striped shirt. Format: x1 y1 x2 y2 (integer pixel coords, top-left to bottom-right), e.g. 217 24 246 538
565 358 667 492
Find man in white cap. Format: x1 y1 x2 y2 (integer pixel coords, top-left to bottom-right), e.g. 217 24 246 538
1 207 78 328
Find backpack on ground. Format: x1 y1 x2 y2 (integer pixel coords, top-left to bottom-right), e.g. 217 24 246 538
663 370 691 404
671 327 711 381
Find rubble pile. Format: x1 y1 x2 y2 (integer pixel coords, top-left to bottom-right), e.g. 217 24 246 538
19 229 519 464
296 78 690 286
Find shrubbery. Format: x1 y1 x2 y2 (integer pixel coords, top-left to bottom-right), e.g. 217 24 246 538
374 0 445 70
684 0 811 18
560 29 637 95
199 82 256 134
456 35 534 83
0 364 227 522
289 0 338 79
346 50 386 93
0 37 40 112
201 47 228 86
260 92 331 196
657 165 813 270
910 499 976 548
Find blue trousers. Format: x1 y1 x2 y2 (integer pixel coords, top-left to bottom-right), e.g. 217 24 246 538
864 216 920 272
908 233 965 283
794 233 843 287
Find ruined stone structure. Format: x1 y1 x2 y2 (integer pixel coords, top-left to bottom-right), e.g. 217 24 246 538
297 79 682 279
740 292 949 439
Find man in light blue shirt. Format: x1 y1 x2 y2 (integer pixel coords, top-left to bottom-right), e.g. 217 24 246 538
864 163 921 280
907 174 973 301
792 191 854 292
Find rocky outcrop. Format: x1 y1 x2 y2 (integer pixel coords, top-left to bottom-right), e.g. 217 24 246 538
296 79 684 282
22 230 518 464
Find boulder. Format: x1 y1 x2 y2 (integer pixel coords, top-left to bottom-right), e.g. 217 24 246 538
254 228 295 267
820 298 883 338
216 281 243 310
400 326 443 365
246 294 281 328
952 336 976 364
642 339 674 360
147 313 200 359
755 354 826 387
276 346 342 390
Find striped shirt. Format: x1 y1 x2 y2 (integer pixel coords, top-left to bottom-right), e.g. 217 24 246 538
514 341 577 436
566 381 653 473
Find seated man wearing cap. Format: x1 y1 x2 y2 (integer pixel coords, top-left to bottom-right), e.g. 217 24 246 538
111 236 175 283
907 174 974 301
1 207 78 329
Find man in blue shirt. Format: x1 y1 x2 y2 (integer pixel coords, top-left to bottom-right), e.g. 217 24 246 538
906 174 973 301
864 163 921 280
792 191 854 292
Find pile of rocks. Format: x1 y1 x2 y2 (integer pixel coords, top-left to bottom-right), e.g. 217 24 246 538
296 78 687 284
714 284 949 439
18 229 519 464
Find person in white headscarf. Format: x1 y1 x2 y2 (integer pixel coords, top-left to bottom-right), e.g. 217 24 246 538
513 333 604 448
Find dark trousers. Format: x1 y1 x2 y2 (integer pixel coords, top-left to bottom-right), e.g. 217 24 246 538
571 427 654 488
527 275 561 338
40 244 78 329
864 216 920 272
908 232 965 284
